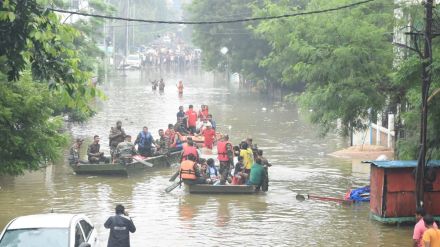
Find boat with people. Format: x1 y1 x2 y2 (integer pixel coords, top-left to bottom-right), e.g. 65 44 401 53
70 151 181 176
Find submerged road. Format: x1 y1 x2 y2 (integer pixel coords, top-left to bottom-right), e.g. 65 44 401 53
0 68 412 246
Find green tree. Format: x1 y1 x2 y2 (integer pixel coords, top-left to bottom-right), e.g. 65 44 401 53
0 0 105 174
187 0 272 85
0 72 68 175
254 0 394 136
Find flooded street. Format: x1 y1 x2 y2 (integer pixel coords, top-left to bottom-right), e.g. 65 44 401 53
0 69 412 246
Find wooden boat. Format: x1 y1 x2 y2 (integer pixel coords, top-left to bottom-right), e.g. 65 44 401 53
70 151 181 176
187 184 257 194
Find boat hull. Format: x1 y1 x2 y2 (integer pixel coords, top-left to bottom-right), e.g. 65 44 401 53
70 151 181 176
187 184 257 194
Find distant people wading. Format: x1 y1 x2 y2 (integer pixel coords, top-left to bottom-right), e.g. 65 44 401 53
104 204 136 247
177 80 184 95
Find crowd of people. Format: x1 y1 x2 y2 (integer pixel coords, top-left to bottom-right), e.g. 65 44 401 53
68 104 218 164
68 103 270 190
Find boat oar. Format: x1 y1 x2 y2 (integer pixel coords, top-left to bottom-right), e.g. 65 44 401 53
132 156 153 168
165 181 182 193
296 193 353 205
169 170 180 182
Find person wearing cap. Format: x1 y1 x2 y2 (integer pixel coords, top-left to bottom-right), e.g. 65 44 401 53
104 204 136 247
68 138 84 165
199 122 216 149
109 121 126 159
87 135 107 163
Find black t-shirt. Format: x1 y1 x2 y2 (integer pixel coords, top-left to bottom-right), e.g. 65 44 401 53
104 214 136 247
234 162 244 175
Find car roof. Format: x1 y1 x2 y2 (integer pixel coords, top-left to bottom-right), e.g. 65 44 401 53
6 214 85 229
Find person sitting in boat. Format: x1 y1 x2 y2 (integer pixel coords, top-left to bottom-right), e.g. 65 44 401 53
181 139 199 162
232 156 247 185
155 129 169 155
109 121 126 160
180 154 206 185
207 114 216 130
168 124 183 152
198 123 216 150
69 138 84 165
134 126 156 157
247 157 266 191
115 135 136 164
87 135 108 164
206 158 219 184
199 158 209 180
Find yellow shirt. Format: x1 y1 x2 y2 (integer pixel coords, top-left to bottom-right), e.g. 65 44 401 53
240 148 254 170
423 228 440 247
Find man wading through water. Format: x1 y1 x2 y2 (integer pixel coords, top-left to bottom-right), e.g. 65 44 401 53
104 204 136 247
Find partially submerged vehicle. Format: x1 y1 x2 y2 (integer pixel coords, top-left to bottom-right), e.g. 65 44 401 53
0 213 98 247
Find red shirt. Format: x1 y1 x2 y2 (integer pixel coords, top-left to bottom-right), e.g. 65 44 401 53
202 128 216 148
186 110 197 127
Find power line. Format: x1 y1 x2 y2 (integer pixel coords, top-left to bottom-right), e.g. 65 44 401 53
49 0 374 25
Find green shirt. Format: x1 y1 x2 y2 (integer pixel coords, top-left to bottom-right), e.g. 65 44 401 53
249 163 265 185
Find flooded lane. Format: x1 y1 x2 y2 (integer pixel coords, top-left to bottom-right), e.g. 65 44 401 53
0 69 412 246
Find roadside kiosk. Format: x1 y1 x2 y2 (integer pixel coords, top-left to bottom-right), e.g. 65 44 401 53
367 160 440 223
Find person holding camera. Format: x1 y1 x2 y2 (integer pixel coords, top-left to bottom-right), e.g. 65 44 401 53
104 204 136 247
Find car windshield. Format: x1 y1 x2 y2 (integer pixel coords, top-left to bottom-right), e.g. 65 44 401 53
0 228 68 247
127 55 139 61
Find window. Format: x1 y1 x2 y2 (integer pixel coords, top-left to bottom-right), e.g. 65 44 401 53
79 220 93 240
74 223 85 247
0 228 68 247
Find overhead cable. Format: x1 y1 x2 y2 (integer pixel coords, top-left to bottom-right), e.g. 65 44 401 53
49 0 374 25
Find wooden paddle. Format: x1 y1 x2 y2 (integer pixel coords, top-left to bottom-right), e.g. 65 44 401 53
165 181 182 193
169 170 180 182
132 155 153 167
296 193 353 205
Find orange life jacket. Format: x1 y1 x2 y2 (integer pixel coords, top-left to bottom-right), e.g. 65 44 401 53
182 145 198 160
217 141 231 162
180 160 196 180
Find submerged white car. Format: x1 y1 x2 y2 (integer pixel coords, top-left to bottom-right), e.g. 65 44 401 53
0 214 99 247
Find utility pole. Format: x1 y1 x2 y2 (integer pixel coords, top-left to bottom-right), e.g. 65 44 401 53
415 0 434 208
125 0 130 58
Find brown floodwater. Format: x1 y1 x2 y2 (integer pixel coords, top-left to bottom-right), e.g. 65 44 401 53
0 69 413 246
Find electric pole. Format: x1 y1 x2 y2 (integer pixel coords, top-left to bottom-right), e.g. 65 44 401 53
415 0 434 208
